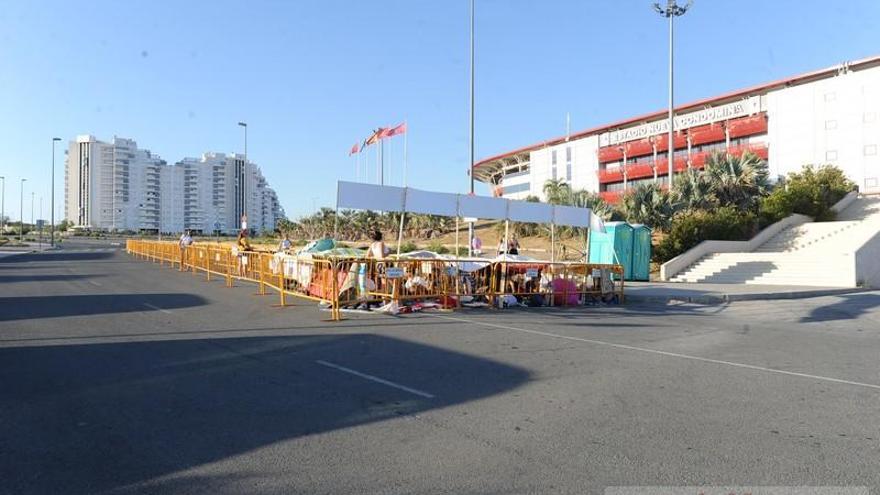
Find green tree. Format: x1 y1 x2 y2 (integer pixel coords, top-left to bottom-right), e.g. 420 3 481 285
571 189 615 220
621 182 676 231
655 207 758 262
759 164 855 225
702 151 770 211
542 179 573 205
672 167 715 211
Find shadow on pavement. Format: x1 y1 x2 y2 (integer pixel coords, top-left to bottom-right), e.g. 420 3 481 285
0 334 529 494
799 293 880 323
0 273 106 283
0 251 115 263
0 293 207 321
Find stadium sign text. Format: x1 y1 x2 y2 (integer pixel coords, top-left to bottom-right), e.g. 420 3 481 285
600 96 764 146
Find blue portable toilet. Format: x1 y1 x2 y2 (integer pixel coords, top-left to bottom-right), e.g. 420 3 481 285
630 224 652 281
588 221 634 280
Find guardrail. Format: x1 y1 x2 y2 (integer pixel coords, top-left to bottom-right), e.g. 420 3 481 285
127 240 625 320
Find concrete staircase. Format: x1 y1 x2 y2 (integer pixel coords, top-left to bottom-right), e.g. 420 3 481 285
670 196 880 287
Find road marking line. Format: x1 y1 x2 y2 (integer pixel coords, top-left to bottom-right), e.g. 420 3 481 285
143 303 172 315
87 280 102 287
316 360 435 399
428 314 880 392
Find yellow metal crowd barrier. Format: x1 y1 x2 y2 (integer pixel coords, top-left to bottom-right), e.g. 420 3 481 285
126 240 625 321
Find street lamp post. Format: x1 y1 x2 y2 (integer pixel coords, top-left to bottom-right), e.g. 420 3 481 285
19 178 26 243
468 0 475 256
237 122 248 230
653 0 693 187
0 176 5 236
51 137 61 247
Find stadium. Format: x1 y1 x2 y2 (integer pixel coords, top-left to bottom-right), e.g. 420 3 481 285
473 55 880 203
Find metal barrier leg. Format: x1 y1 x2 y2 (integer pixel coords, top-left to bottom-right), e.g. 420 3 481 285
257 254 267 296
276 270 287 307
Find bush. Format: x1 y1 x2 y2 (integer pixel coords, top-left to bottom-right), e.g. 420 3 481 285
427 241 450 254
759 165 854 226
398 241 418 253
654 207 757 262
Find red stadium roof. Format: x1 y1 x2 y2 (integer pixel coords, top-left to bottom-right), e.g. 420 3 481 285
473 54 880 173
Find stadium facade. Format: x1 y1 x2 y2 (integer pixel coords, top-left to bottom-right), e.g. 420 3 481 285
473 55 880 203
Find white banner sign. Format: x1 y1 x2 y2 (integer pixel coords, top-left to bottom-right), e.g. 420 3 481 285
405 188 459 217
458 194 509 221
337 181 405 212
336 181 603 231
508 200 553 224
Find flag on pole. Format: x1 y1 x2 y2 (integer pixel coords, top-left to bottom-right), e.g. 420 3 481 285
349 142 360 155
364 128 385 146
360 128 384 151
385 122 407 138
377 127 394 140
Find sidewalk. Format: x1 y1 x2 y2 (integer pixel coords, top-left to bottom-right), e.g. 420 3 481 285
624 281 872 305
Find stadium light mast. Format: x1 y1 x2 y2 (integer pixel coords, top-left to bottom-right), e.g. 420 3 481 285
653 0 693 187
51 137 61 247
0 176 5 235
238 121 248 225
19 178 26 243
468 0 476 256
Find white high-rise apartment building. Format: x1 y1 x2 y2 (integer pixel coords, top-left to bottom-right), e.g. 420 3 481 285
65 135 285 234
172 152 282 234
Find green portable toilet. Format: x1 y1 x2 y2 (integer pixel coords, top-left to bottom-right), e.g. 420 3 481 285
588 221 634 280
630 224 652 281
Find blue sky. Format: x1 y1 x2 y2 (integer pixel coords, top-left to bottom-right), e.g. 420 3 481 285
1 0 878 221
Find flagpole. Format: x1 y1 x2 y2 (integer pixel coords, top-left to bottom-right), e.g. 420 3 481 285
388 132 393 186
403 120 408 187
356 148 360 182
375 138 380 185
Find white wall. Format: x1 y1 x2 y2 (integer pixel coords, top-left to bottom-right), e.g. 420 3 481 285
768 66 880 190
524 135 599 200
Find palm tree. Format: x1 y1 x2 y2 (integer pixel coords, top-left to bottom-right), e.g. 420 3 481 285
621 183 675 231
703 151 770 211
571 189 615 220
543 179 573 205
672 167 715 211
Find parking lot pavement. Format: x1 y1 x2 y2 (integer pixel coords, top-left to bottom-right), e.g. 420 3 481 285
1 242 879 494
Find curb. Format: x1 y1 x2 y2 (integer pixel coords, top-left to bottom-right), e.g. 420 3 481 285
625 287 873 305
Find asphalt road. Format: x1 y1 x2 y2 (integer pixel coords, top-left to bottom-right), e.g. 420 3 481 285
1 239 879 494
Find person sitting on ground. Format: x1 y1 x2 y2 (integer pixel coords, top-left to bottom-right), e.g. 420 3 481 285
508 234 520 256
178 229 193 272
236 229 252 277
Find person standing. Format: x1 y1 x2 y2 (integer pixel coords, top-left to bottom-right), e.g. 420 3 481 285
471 235 482 256
497 236 508 256
236 229 252 277
178 229 193 272
277 233 292 252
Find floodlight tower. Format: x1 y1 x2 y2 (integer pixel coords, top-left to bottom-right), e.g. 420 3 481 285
653 0 693 187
